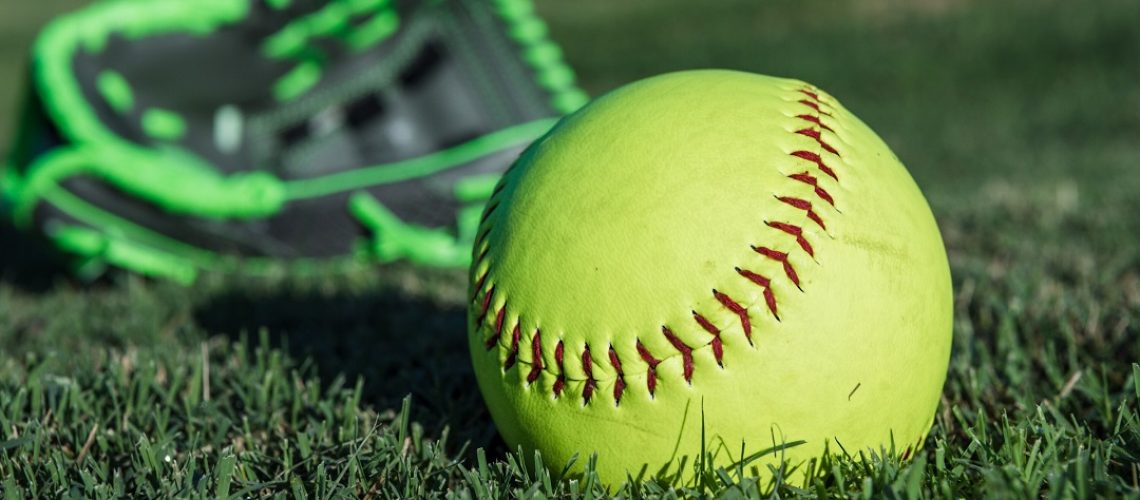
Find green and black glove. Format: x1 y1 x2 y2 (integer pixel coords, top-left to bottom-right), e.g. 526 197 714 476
2 0 586 283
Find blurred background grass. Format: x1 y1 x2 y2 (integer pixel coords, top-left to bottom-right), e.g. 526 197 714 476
5 0 1139 199
0 0 1138 496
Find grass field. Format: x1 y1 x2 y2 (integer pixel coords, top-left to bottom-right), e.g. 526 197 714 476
2 0 1139 497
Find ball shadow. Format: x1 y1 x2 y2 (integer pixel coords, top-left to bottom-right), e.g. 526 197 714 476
192 284 506 456
0 221 74 292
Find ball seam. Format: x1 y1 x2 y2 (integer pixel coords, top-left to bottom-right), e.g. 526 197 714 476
471 84 848 407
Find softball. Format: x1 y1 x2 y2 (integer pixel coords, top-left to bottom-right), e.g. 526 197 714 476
468 70 952 486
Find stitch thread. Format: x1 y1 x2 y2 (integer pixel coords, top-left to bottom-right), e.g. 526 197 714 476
798 100 831 117
582 345 597 404
553 341 566 397
527 329 544 383
474 85 846 406
477 285 495 325
637 340 660 396
777 196 826 230
790 151 837 181
480 200 501 224
473 271 488 301
491 178 508 198
504 324 521 369
474 230 493 257
486 307 506 349
779 198 825 233
734 267 779 319
765 221 815 256
795 114 834 132
662 327 694 383
788 172 835 206
692 311 725 366
799 89 824 101
609 346 626 404
795 128 840 157
713 290 754 337
751 247 801 288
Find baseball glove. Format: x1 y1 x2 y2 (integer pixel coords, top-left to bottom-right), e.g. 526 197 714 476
2 0 586 283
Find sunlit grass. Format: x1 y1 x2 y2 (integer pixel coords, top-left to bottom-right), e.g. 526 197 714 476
2 0 1139 496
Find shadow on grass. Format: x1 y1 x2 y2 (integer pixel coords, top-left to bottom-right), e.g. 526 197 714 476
193 285 506 456
0 222 73 292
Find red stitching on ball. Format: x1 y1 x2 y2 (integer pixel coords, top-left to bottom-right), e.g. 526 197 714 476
713 290 753 341
766 221 815 257
735 267 779 320
472 272 488 300
795 128 840 157
504 324 521 370
609 345 626 405
480 200 501 224
795 114 834 133
798 89 834 115
553 341 566 397
477 235 491 255
661 326 694 383
777 196 826 230
798 99 831 117
798 89 823 101
788 172 835 206
476 285 495 325
485 307 506 350
491 179 507 198
582 345 597 404
474 227 493 255
752 247 801 288
692 311 724 366
637 340 659 396
790 151 838 181
472 85 846 406
527 329 544 384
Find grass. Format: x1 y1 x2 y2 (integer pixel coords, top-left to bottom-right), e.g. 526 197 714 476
2 0 1140 496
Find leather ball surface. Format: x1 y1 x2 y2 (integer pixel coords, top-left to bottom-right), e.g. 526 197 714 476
467 70 952 486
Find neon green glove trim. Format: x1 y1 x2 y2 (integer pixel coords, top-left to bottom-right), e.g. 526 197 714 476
141 108 187 140
10 118 547 224
343 10 400 51
491 0 589 113
41 185 218 266
96 70 134 113
261 0 400 100
453 174 502 203
273 60 324 102
15 0 578 274
34 0 250 146
349 165 504 266
348 191 470 266
262 23 309 59
14 144 286 225
308 2 352 35
48 223 199 284
38 186 377 282
284 118 556 200
261 0 396 59
347 0 389 11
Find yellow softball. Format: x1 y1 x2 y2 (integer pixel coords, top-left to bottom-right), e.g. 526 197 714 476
468 70 952 486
